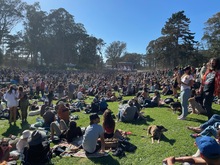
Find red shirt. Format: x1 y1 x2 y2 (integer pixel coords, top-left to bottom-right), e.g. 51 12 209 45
214 70 220 97
103 124 115 134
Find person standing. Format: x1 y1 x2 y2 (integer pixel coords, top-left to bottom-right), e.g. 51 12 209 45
18 86 29 123
67 81 75 101
56 82 65 99
178 66 194 120
4 85 19 125
199 57 220 119
47 83 54 106
40 79 45 98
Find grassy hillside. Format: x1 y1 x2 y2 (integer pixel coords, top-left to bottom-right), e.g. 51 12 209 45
1 97 220 165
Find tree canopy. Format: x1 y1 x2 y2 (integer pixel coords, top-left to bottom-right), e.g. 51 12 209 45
0 1 219 70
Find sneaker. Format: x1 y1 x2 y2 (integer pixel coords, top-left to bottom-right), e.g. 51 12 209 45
177 117 186 120
190 133 200 138
112 147 125 157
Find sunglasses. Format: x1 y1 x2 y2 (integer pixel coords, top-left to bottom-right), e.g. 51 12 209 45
1 144 8 147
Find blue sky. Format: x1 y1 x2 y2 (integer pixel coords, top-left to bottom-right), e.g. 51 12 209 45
21 0 220 54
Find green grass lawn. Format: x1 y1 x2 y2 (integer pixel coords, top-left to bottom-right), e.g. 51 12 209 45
1 97 220 165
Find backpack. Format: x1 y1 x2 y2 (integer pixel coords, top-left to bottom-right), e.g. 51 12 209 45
22 141 52 165
164 98 174 104
118 139 137 153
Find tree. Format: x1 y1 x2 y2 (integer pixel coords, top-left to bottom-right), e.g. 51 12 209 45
202 12 220 58
105 41 126 67
160 11 197 67
0 0 25 45
77 35 102 69
46 8 87 67
120 53 144 69
5 32 24 59
23 2 47 66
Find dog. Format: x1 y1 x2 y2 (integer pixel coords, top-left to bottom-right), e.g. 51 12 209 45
146 125 168 143
170 101 182 113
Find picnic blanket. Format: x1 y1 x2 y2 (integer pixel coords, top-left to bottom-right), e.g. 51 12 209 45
52 142 80 157
73 149 109 158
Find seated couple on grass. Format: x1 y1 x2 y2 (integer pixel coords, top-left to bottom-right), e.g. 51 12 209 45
82 111 125 155
118 100 146 122
50 120 83 143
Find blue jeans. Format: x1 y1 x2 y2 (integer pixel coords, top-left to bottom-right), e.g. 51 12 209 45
200 122 220 138
118 110 124 121
201 114 220 130
180 88 191 118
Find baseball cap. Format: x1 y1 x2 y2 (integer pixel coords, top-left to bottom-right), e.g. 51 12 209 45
196 136 220 159
89 113 100 121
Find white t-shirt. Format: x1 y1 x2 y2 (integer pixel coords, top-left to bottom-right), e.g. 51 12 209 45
16 138 29 153
4 90 19 108
181 75 194 91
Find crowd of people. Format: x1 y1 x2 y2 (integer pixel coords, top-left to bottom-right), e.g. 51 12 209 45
0 57 220 164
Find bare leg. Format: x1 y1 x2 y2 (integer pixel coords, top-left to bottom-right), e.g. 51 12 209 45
9 107 13 124
12 107 17 124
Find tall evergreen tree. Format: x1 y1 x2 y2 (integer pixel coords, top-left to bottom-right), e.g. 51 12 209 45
161 10 197 67
202 12 220 58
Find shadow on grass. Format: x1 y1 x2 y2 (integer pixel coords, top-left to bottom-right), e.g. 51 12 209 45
129 118 148 125
2 123 22 137
144 115 155 123
20 121 31 130
186 117 207 124
213 109 220 115
88 155 120 165
162 134 176 145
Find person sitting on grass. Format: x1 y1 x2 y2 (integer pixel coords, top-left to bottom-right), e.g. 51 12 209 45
102 109 115 139
40 100 50 117
187 114 220 133
190 122 220 139
23 130 51 165
142 90 161 108
82 113 105 154
99 98 108 113
163 136 220 165
0 138 18 163
102 109 124 140
57 101 70 125
29 101 39 111
118 100 146 122
16 130 31 154
188 89 206 115
42 107 56 128
50 120 82 143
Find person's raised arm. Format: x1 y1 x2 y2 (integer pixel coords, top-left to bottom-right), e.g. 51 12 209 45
163 156 206 165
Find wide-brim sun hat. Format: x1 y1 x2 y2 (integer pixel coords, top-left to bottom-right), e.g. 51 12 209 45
20 130 31 139
28 130 47 146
